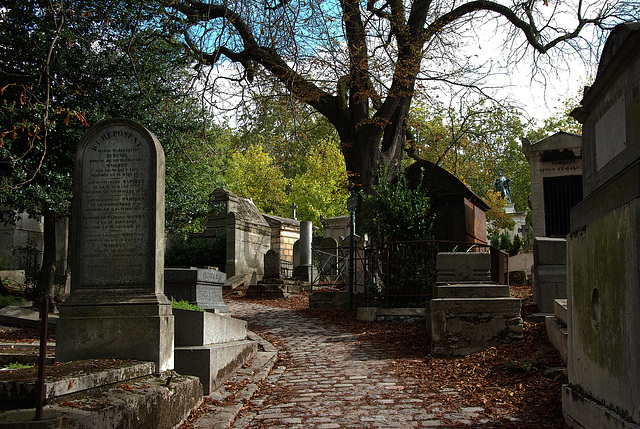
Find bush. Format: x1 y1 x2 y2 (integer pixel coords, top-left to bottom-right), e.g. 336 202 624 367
171 299 204 311
165 233 225 270
362 167 436 246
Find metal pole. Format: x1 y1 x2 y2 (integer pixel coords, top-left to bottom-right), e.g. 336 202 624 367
348 209 355 310
35 297 49 420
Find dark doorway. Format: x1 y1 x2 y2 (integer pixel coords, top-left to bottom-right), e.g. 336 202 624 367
543 175 583 237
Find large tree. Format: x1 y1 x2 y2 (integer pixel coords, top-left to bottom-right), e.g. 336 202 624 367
168 0 638 193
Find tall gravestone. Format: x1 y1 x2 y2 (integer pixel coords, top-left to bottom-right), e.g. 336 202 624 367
563 23 640 428
57 118 174 373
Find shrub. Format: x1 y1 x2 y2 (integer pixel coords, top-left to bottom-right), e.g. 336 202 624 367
171 299 204 311
165 233 225 270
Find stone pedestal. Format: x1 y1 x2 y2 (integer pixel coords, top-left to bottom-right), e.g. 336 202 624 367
57 119 174 373
173 309 257 394
164 267 228 313
427 252 523 355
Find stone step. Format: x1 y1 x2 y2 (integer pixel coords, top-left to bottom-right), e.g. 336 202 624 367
545 315 568 363
554 298 568 325
173 309 248 347
435 284 510 299
0 371 201 428
175 339 258 395
0 361 154 404
0 306 58 329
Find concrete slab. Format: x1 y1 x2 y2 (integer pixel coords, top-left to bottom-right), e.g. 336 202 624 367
0 371 202 429
545 316 568 362
173 309 248 347
0 361 154 404
0 306 58 329
175 340 258 394
435 284 510 298
553 299 568 325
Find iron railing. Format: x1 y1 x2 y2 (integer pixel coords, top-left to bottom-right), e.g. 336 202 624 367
311 240 508 307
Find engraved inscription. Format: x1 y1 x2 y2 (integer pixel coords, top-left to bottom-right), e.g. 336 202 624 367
79 127 152 286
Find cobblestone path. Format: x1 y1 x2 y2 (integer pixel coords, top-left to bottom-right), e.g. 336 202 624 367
226 300 486 429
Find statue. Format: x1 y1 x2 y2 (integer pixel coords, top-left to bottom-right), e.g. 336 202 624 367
494 171 512 203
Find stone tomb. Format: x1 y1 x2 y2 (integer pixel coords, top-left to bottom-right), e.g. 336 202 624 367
427 252 523 355
521 132 583 239
563 23 640 429
57 118 174 373
164 267 228 313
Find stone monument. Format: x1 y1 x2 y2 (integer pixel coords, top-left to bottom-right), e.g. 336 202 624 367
57 118 174 373
563 23 640 429
427 252 523 355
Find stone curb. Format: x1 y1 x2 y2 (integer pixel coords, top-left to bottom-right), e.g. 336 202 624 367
193 330 278 429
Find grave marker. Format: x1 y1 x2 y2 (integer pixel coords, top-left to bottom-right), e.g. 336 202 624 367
57 118 174 373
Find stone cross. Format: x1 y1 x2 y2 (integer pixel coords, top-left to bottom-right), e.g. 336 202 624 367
291 203 298 220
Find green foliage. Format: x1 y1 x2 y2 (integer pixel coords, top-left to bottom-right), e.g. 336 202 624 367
165 234 226 270
490 231 522 254
3 362 33 370
362 168 436 247
0 256 14 271
0 295 23 308
224 136 349 225
171 300 204 312
408 99 531 214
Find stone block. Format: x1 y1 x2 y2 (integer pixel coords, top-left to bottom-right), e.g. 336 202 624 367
0 361 154 405
0 372 202 429
173 308 248 347
545 316 568 362
356 307 426 323
57 302 174 374
533 237 567 266
309 291 349 309
554 299 568 325
532 265 567 313
165 267 228 313
174 340 257 394
427 298 523 355
436 252 491 283
434 284 510 299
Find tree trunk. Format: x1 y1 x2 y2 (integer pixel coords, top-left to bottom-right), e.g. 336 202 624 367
36 209 57 313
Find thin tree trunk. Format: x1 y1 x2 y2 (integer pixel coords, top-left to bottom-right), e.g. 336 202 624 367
36 209 57 313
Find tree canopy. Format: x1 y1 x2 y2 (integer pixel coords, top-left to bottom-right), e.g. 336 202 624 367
168 0 639 192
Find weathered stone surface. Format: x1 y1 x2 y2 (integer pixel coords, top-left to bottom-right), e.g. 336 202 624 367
263 249 281 279
0 372 202 429
434 284 510 299
427 298 523 355
436 253 492 284
164 267 228 313
57 118 173 373
564 23 640 428
0 362 154 405
173 309 247 347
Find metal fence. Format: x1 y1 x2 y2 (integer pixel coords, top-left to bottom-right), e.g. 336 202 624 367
311 240 507 307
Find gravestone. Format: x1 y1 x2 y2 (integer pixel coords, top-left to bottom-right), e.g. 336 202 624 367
57 118 174 373
563 23 640 429
263 249 281 279
428 252 522 355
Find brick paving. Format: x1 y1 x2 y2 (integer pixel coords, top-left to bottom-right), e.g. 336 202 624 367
224 300 490 429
